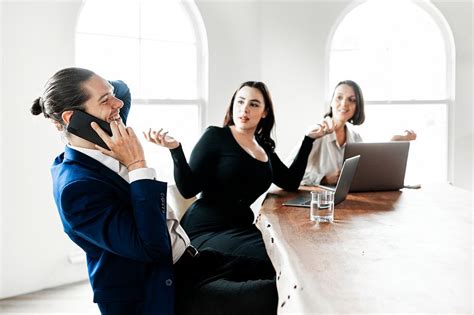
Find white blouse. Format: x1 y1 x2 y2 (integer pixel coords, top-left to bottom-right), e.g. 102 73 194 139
287 124 363 186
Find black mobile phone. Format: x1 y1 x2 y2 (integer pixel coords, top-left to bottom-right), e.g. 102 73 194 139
66 110 113 150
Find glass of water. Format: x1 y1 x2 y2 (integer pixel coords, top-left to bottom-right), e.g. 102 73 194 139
310 190 335 223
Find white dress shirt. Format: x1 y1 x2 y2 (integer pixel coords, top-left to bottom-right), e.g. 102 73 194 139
287 124 363 185
69 145 190 263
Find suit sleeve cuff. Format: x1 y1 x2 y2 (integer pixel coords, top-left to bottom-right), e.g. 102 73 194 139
129 167 157 182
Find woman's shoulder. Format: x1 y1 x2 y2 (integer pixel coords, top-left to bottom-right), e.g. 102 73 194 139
206 125 238 136
193 126 236 153
203 125 227 137
345 124 363 142
199 126 230 144
204 125 224 132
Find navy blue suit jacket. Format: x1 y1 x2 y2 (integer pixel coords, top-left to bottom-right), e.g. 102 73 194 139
51 81 175 314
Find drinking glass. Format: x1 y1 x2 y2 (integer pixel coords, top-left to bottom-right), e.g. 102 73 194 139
310 190 335 222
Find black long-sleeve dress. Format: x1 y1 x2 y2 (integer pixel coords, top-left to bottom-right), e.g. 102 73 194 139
170 126 314 263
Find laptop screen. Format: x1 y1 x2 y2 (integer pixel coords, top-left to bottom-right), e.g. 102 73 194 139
283 155 360 207
344 142 410 192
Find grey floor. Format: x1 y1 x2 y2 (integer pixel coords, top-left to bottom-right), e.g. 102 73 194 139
0 280 99 314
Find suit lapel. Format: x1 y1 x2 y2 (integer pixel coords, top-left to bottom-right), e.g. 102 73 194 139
64 146 130 195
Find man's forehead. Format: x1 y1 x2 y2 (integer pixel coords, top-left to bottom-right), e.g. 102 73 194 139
83 76 113 95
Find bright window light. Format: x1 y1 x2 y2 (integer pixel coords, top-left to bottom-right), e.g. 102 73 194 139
330 0 446 101
330 0 449 185
76 0 204 182
353 104 448 184
127 105 200 182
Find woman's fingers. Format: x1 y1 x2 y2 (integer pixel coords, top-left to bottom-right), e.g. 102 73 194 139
325 117 336 132
406 130 417 140
320 121 333 134
142 128 179 149
144 128 159 144
162 131 170 143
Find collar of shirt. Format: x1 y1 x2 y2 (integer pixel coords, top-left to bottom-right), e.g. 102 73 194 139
345 124 359 143
327 130 340 148
67 145 157 184
329 124 358 149
67 144 120 173
68 144 121 173
67 144 131 182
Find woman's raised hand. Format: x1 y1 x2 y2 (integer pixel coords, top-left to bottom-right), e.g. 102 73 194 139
391 129 417 141
144 128 180 150
306 117 336 139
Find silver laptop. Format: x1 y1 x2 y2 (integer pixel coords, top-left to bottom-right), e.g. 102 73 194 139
283 155 360 207
344 142 410 192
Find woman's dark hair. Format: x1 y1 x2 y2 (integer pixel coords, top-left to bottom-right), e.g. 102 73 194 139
325 80 365 125
223 81 276 151
30 67 95 125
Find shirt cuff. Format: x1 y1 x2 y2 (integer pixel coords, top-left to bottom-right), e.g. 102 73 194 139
129 167 157 182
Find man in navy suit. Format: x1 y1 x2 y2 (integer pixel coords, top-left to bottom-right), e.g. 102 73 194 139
31 67 277 315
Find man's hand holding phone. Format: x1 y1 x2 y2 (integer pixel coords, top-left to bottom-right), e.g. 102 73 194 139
91 120 147 171
66 110 113 150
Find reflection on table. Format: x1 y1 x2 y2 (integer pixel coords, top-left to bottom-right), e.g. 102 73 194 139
256 184 472 314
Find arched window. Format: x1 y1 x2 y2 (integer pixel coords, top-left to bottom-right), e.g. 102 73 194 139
76 0 207 181
328 0 453 184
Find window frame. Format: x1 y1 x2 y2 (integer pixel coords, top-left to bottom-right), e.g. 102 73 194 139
75 0 208 133
324 0 455 183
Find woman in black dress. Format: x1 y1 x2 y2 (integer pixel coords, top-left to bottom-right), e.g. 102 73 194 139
145 81 325 265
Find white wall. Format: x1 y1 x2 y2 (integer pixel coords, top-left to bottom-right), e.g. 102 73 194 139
1 1 88 298
0 0 472 299
196 0 262 125
432 0 473 190
0 0 3 299
260 1 349 157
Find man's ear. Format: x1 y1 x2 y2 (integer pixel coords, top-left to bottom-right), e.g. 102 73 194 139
50 119 64 131
61 110 74 125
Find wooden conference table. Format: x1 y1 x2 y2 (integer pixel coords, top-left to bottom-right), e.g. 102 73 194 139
255 184 472 314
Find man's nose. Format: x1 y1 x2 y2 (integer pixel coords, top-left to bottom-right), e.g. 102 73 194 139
112 97 124 109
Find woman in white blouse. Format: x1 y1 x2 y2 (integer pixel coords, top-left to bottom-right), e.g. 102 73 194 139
288 80 416 186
